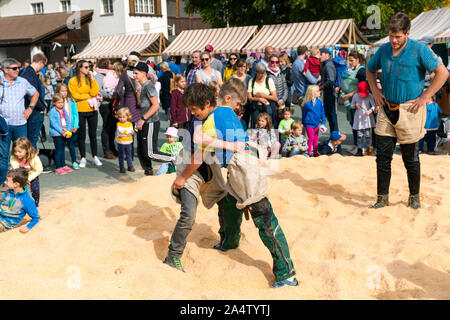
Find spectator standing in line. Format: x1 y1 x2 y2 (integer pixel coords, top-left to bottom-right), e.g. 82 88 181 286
319 48 338 132
184 50 202 87
19 53 48 150
251 46 274 78
0 58 39 189
204 45 223 75
292 45 318 106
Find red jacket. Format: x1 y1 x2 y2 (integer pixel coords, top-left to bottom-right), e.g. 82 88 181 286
170 89 190 124
304 56 321 76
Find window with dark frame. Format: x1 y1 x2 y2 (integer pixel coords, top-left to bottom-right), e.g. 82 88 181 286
31 2 44 14
61 0 71 12
102 0 114 14
129 0 161 16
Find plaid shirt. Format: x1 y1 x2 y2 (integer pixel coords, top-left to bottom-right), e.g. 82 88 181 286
186 65 201 87
0 75 36 126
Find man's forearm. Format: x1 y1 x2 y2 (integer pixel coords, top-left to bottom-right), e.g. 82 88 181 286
29 92 39 107
421 65 449 100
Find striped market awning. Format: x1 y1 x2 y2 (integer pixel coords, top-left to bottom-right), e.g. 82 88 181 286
73 33 169 60
435 27 450 44
375 7 450 46
163 25 258 56
243 19 370 52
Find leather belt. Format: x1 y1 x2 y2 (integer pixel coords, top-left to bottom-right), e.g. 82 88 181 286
385 101 400 112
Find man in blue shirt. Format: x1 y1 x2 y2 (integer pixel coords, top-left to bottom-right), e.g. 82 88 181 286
366 12 448 209
19 53 47 149
0 58 39 188
291 45 318 105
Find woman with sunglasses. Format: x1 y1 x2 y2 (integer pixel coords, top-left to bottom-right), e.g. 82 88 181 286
195 51 223 86
223 53 239 82
68 60 102 168
266 54 289 127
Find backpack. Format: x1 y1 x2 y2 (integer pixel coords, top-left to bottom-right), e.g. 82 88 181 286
333 56 348 88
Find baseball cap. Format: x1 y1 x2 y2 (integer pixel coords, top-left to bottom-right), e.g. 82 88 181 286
205 44 214 52
165 127 178 138
129 51 141 59
330 131 345 141
357 81 370 98
133 61 149 73
319 48 331 55
419 36 434 45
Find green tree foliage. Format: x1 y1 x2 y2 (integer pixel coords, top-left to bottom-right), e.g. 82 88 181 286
184 0 445 30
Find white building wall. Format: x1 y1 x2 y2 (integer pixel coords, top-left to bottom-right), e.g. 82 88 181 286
0 0 168 42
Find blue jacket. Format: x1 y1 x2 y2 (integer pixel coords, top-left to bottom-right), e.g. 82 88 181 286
302 98 326 128
49 107 72 137
19 65 47 112
425 102 442 130
0 186 40 230
50 99 79 130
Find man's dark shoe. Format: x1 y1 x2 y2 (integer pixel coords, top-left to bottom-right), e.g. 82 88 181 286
42 166 53 173
128 166 136 172
120 166 126 173
370 194 389 209
163 256 185 272
407 194 421 209
355 148 363 156
144 169 154 176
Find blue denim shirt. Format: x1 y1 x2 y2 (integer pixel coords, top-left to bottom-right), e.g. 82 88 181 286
367 39 441 104
0 76 37 126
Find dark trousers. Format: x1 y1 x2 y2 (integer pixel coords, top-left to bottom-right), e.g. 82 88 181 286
419 130 437 153
323 92 338 132
376 135 420 196
66 131 78 163
99 102 117 154
118 143 133 168
30 177 40 207
53 136 68 169
27 110 45 150
78 111 99 158
137 121 173 171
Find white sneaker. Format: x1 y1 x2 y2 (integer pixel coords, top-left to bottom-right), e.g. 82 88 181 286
79 157 87 168
93 156 103 166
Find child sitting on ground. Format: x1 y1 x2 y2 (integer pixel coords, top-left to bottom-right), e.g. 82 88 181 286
10 137 43 209
351 81 376 156
0 168 40 233
318 131 346 156
156 127 183 175
281 120 308 157
115 107 135 173
278 108 294 147
49 93 73 175
251 112 280 159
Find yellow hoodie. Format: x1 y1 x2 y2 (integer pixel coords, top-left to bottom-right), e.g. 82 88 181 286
68 77 100 113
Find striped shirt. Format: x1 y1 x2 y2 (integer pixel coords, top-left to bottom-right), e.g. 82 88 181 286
0 76 37 126
116 121 134 144
186 65 201 87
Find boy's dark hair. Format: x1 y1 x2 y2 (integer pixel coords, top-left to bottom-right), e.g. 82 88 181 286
7 168 29 188
386 12 411 34
182 83 216 109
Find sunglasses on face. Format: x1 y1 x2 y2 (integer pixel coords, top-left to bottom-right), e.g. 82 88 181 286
201 58 209 62
7 67 20 71
270 60 279 64
230 57 237 60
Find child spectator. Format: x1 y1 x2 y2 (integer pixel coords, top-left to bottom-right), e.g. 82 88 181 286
351 81 376 156
115 108 135 173
278 108 294 147
281 120 308 157
10 137 43 208
419 96 442 154
49 93 73 175
170 74 190 131
43 77 54 114
318 131 346 156
55 83 80 169
97 62 123 97
0 168 40 233
304 48 321 79
156 127 183 176
302 85 327 157
251 112 280 159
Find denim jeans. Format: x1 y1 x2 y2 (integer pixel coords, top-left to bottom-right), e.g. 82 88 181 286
53 136 68 169
117 143 133 168
0 124 27 184
167 188 198 258
27 111 45 149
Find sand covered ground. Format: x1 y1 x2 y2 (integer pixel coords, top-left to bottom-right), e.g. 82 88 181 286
0 154 449 300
